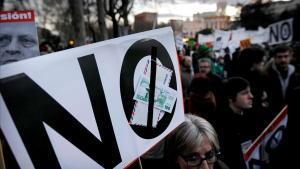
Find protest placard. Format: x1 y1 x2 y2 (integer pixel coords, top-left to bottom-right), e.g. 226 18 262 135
0 27 184 169
269 18 293 45
244 106 288 169
240 38 251 50
0 10 40 65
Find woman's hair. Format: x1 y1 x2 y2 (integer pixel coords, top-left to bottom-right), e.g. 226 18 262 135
165 114 219 167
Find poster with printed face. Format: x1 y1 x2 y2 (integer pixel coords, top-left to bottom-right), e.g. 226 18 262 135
0 10 40 65
0 27 185 169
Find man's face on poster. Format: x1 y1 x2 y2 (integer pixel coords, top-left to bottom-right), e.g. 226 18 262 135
0 22 39 65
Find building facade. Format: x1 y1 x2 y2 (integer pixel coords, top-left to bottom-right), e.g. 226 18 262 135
182 12 230 38
134 12 158 33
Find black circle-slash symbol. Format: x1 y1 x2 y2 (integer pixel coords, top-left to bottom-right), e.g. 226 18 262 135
120 39 177 139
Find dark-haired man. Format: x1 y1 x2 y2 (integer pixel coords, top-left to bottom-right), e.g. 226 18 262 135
262 44 298 118
216 77 254 169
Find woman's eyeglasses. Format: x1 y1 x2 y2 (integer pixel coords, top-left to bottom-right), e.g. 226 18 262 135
181 149 220 168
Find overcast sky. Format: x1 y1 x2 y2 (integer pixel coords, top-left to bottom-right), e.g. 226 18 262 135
131 0 290 23
134 0 253 6
131 0 251 23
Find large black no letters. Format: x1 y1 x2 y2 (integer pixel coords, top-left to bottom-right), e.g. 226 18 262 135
120 39 177 139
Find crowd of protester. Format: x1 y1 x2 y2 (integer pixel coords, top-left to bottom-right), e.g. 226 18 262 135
180 42 299 169
2 26 299 168
34 38 300 169
130 41 300 169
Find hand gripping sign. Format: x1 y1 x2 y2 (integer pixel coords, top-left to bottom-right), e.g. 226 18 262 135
0 27 185 169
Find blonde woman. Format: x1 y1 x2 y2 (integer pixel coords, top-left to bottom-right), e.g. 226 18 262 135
165 114 229 169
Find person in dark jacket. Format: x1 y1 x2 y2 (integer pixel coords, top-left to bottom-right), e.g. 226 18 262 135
262 44 298 119
194 58 223 103
233 46 271 138
268 87 300 169
216 77 254 169
188 76 219 127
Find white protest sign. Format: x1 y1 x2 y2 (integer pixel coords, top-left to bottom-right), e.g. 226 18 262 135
175 35 184 51
0 27 185 169
248 27 269 44
213 30 230 50
213 30 223 51
269 18 293 45
198 34 214 45
0 10 40 65
244 106 288 169
228 28 248 51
